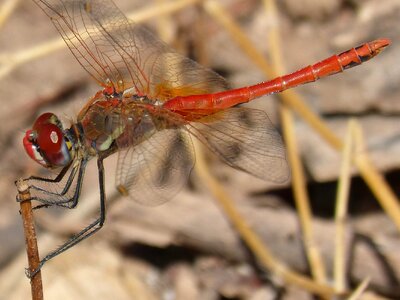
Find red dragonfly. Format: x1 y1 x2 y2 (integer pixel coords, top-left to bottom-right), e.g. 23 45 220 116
20 0 390 276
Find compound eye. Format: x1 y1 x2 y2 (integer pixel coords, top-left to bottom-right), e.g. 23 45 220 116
23 112 71 168
23 129 48 167
26 130 37 143
37 124 63 155
33 112 58 131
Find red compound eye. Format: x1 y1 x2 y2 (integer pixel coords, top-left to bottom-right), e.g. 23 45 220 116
37 124 63 154
23 112 72 168
23 129 48 167
33 112 57 131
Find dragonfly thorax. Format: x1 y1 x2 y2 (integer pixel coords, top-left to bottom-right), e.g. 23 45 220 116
79 97 158 156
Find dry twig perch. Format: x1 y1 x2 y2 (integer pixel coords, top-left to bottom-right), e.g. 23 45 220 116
16 179 43 300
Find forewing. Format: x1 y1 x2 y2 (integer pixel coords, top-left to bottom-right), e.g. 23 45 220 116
188 107 289 183
115 128 195 206
33 0 228 98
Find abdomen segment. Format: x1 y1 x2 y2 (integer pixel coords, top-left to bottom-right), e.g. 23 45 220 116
164 39 390 115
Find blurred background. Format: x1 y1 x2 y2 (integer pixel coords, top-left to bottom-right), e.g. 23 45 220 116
0 0 399 299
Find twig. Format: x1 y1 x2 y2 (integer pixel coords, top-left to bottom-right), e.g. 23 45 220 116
16 179 43 300
263 0 328 286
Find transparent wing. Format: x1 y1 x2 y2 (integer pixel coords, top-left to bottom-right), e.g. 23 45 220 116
188 107 289 183
33 0 228 98
115 128 195 206
115 105 288 205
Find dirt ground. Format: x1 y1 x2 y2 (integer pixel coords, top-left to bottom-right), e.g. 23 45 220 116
0 0 399 299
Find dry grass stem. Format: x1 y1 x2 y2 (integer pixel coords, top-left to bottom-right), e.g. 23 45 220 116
347 277 370 300
0 0 19 29
127 0 202 24
155 0 175 43
193 139 335 297
0 38 66 79
356 154 400 229
280 103 331 285
334 120 357 293
0 0 202 80
16 179 43 300
204 0 275 77
202 0 400 232
263 0 327 286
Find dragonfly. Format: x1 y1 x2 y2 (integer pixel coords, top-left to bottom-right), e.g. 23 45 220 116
19 0 390 276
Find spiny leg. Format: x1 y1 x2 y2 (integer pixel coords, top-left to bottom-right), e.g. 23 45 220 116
15 163 71 206
17 162 75 208
28 160 83 197
26 158 106 278
29 164 78 197
18 160 87 209
34 160 87 209
26 162 71 183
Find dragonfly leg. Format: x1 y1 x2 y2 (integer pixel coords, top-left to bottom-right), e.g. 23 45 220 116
26 162 72 183
15 164 71 205
16 164 73 206
29 168 77 198
27 160 83 197
18 159 87 209
26 158 106 278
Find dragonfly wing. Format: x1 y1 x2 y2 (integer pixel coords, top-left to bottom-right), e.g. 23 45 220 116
33 0 228 97
115 128 195 206
147 49 229 101
188 107 289 183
